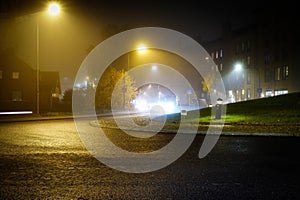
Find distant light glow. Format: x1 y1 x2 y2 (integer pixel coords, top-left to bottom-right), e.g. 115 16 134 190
133 84 177 115
48 2 60 16
75 83 81 88
135 99 149 112
134 100 175 115
234 63 242 71
137 44 147 54
0 111 33 115
151 65 157 71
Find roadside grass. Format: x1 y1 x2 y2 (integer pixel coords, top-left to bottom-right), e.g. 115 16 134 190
95 92 300 134
183 92 300 124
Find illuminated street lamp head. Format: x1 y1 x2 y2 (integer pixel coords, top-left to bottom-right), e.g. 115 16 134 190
48 2 60 16
234 63 242 72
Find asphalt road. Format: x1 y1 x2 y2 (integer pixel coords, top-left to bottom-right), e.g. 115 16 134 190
0 119 299 199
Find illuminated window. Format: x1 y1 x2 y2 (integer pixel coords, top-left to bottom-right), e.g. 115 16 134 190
247 88 251 99
220 63 223 71
283 65 289 79
12 90 22 101
228 90 235 103
12 72 19 79
265 90 273 97
215 51 218 59
241 89 245 100
275 67 281 80
236 90 240 101
247 56 251 65
220 49 223 58
275 89 288 96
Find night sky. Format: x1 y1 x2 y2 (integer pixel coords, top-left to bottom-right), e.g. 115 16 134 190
0 0 297 92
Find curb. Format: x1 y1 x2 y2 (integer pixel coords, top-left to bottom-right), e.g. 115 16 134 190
89 120 300 137
1 115 299 137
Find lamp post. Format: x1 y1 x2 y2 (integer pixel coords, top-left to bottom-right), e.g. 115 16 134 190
36 2 61 114
36 15 40 114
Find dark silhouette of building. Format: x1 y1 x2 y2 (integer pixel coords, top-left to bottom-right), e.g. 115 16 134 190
0 49 61 113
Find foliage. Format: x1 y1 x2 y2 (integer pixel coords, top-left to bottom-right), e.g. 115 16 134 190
62 88 73 104
95 67 137 112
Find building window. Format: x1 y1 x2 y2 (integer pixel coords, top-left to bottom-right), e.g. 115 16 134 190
264 69 271 82
241 89 245 100
220 63 223 71
236 89 240 101
247 88 251 99
247 71 251 84
275 67 281 81
265 90 273 97
283 65 289 79
220 49 223 58
12 90 22 101
0 70 2 79
12 72 19 79
247 56 251 65
265 54 270 65
275 89 288 96
241 42 245 52
228 90 235 103
215 51 219 59
247 40 251 52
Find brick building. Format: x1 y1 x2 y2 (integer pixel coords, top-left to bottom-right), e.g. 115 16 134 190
0 50 61 113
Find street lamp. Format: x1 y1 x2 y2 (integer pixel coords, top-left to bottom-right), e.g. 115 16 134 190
232 62 244 101
234 62 242 72
36 2 61 114
48 3 60 16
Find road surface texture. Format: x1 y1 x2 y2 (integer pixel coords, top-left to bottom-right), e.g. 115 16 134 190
0 119 299 199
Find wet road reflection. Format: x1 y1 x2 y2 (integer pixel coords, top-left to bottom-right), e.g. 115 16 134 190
0 120 299 199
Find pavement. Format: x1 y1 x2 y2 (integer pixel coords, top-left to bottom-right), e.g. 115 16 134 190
0 113 299 136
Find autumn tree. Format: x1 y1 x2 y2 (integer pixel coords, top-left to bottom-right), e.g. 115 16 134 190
95 67 137 113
